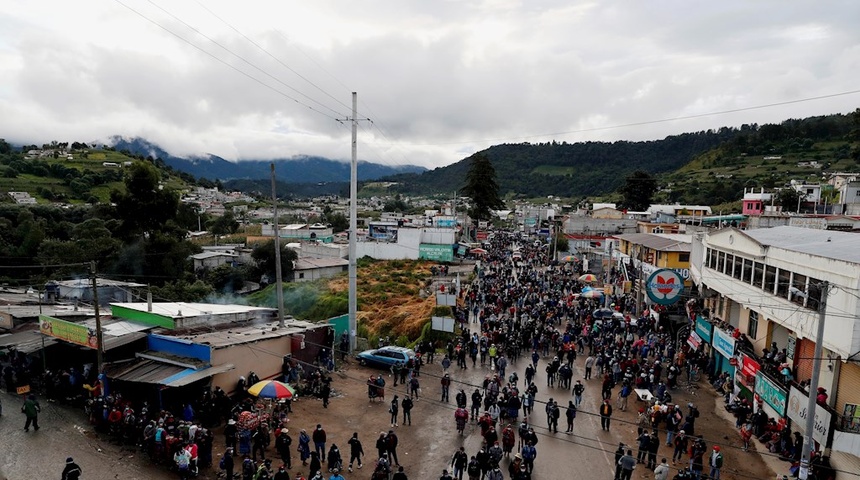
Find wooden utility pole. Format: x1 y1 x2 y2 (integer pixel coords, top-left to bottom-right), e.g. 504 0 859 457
90 261 103 373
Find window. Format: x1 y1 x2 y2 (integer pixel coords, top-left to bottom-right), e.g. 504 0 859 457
748 311 759 339
732 255 743 280
791 273 807 306
679 253 690 263
299 273 305 279
725 253 734 275
717 251 726 273
765 265 777 294
777 268 791 299
753 262 764 289
707 249 715 269
743 259 753 284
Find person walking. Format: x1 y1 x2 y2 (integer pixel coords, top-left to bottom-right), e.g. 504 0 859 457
613 443 625 480
386 430 400 467
572 380 584 407
312 425 327 461
441 373 451 402
565 401 576 434
653 458 670 480
617 449 636 480
347 432 364 472
451 447 468 480
672 430 688 465
545 399 560 433
275 428 292 470
221 448 236 480
584 355 595 380
22 394 41 431
392 466 408 480
61 457 82 480
708 446 723 480
389 396 399 427
401 396 413 426
599 399 613 431
521 441 537 474
298 430 311 466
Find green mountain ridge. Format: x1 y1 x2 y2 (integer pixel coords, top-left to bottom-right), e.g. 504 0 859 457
384 111 860 205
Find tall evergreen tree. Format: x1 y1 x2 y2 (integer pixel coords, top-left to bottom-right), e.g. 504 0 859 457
618 170 657 212
460 153 505 221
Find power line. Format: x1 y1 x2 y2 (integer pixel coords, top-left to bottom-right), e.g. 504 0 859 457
191 1 353 113
113 0 343 121
144 0 347 118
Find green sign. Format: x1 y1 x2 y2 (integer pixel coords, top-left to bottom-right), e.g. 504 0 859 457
755 371 787 416
111 305 175 329
419 244 453 262
39 314 98 349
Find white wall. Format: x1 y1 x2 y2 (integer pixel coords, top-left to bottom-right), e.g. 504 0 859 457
356 242 419 260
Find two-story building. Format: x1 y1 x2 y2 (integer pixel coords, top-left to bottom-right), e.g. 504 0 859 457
689 226 860 471
613 233 693 312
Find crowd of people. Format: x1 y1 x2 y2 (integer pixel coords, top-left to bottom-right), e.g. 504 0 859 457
442 232 733 480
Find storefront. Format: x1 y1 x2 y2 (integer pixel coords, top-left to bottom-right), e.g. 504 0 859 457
694 315 713 356
734 353 760 402
713 327 737 377
754 370 788 420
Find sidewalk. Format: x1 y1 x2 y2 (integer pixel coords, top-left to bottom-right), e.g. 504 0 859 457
712 394 788 479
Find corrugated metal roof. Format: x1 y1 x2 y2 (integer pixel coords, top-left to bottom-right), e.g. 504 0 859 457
0 330 57 354
106 359 186 384
613 233 692 252
164 363 234 387
744 226 860 264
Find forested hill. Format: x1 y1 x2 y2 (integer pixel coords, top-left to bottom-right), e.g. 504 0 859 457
385 129 740 197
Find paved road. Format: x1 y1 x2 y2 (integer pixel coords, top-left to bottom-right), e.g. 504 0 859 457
0 391 174 480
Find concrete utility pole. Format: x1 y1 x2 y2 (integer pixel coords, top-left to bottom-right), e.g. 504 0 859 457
605 242 613 308
348 92 358 354
90 261 103 373
798 281 829 480
271 163 285 328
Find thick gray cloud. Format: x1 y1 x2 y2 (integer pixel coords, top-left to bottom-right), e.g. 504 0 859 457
1 0 859 168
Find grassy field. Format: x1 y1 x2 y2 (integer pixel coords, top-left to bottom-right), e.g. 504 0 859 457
2 149 192 203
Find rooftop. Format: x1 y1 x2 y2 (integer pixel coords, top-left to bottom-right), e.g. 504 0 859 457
613 233 692 252
743 226 860 264
294 257 349 271
109 302 274 319
167 319 322 349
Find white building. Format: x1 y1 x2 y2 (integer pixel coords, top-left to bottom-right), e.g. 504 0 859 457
690 226 860 469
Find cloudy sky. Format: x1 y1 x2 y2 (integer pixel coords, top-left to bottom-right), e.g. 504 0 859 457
2 1 859 168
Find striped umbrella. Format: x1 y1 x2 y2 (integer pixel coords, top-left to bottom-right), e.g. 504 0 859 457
578 273 599 283
247 380 295 399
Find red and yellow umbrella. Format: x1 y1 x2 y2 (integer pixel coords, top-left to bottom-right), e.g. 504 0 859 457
247 380 295 399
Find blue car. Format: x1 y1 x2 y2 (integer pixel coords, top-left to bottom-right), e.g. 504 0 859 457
356 346 416 369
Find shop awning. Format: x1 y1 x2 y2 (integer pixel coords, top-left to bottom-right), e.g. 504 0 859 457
0 330 58 354
105 358 234 387
163 363 235 387
107 358 186 384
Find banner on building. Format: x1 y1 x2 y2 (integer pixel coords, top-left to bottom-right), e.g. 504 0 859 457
39 314 98 349
713 328 736 359
687 331 702 350
755 371 787 417
419 243 454 262
787 386 832 446
695 315 713 343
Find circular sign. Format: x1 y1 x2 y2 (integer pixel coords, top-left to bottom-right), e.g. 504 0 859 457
645 268 684 305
